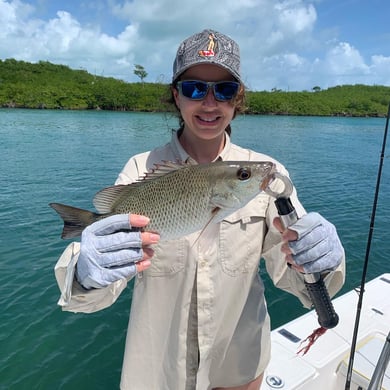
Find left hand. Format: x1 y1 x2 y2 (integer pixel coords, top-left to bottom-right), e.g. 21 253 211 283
273 212 344 274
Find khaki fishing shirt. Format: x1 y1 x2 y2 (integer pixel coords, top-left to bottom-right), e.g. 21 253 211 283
55 131 345 389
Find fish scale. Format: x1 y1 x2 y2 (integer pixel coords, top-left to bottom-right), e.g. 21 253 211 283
110 164 216 238
50 160 276 240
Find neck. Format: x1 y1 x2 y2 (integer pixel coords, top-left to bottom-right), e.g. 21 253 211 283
179 130 226 163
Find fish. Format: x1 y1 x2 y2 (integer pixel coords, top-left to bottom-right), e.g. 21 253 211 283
50 160 276 240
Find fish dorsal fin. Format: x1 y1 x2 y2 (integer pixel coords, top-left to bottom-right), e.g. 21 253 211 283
93 185 130 213
138 160 189 181
93 161 189 213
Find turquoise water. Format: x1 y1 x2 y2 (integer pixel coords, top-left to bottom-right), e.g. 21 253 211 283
0 109 389 389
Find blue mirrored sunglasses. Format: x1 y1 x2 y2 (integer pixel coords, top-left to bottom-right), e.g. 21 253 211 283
176 80 240 102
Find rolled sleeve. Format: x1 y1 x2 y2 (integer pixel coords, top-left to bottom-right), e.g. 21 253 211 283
54 242 128 313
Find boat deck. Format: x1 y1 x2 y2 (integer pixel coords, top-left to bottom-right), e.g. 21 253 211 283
263 273 390 390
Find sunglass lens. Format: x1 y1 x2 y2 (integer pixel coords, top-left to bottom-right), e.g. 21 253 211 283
181 81 208 99
214 82 239 101
178 81 239 101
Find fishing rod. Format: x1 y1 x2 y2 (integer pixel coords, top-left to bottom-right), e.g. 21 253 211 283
344 101 390 390
265 173 339 343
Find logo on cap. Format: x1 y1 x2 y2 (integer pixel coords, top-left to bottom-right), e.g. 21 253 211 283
198 33 216 58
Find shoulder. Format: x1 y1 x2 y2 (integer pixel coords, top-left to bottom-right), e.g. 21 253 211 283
115 141 177 184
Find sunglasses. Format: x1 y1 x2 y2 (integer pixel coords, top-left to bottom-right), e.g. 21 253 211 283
176 80 240 102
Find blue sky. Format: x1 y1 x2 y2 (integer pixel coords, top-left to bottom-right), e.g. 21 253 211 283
1 0 389 91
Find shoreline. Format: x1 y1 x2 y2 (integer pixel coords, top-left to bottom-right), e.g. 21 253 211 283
1 105 386 118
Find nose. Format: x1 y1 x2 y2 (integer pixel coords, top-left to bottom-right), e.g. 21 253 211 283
202 88 218 106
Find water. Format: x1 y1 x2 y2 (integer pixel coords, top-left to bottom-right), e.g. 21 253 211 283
0 109 388 389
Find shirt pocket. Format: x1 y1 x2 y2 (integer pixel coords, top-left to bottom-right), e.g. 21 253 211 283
145 239 186 277
218 197 269 277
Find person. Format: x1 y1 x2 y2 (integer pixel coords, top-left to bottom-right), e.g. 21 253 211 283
54 29 345 390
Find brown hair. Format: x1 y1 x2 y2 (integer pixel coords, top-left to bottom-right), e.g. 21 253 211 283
168 82 246 136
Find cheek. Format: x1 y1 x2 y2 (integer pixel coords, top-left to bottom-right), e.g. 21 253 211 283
224 104 236 121
175 95 195 117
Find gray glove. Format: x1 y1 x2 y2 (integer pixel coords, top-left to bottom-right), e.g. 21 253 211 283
76 214 144 289
288 212 343 273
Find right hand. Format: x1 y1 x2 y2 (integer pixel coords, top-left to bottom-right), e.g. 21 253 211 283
76 214 159 289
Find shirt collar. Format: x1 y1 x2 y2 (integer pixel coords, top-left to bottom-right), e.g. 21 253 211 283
170 130 232 164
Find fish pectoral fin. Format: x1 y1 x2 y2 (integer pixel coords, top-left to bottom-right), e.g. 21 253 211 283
192 207 221 247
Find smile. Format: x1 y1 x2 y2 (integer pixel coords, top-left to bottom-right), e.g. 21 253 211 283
197 115 220 123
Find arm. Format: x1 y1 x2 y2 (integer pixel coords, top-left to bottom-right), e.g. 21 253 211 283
54 214 158 313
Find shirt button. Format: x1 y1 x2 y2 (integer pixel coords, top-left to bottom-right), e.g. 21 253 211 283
200 259 207 268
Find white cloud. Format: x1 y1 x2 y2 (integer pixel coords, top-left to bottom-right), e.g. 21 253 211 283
370 55 390 85
0 0 389 90
276 1 316 34
325 42 368 75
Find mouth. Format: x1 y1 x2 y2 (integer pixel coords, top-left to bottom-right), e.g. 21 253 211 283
196 115 221 124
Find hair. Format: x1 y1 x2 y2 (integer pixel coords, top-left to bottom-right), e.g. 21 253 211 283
167 81 246 136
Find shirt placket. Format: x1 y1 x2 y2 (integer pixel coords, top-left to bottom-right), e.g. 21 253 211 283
196 224 218 375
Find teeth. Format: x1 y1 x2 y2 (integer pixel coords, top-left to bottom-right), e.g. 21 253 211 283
200 117 217 122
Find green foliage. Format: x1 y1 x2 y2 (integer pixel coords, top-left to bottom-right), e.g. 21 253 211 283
246 85 390 116
0 59 389 116
133 64 148 82
0 59 169 111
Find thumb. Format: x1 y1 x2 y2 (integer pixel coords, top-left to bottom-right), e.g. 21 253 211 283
273 217 284 233
273 217 299 241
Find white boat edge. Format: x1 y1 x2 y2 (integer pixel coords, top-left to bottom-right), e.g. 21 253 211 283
262 273 390 390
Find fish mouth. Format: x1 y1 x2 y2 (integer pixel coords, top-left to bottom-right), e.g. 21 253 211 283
261 170 294 199
260 172 275 192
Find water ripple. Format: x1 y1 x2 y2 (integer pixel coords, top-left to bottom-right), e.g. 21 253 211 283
1 111 388 389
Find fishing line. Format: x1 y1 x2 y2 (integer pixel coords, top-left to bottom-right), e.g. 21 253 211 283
344 101 390 390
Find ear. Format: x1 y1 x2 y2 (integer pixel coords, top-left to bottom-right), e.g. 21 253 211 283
172 86 180 108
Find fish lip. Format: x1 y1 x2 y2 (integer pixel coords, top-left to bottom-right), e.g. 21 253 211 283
260 173 274 192
259 164 277 192
261 167 294 199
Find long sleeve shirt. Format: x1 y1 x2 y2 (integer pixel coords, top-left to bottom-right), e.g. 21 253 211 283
54 131 345 389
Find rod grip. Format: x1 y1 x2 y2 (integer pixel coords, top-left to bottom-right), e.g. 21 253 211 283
304 275 339 328
275 197 339 329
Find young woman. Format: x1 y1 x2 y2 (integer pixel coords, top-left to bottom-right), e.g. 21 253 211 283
54 29 345 390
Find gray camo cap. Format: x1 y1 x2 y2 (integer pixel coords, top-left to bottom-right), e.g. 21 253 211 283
172 29 241 83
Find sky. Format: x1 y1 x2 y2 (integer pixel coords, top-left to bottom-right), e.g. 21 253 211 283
1 0 390 91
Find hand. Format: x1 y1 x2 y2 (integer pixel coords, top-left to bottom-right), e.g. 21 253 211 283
273 212 343 274
76 214 160 289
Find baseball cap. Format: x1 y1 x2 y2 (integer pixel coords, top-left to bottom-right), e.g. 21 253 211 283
172 29 241 83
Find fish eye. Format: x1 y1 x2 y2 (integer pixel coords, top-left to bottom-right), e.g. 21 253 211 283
237 167 251 181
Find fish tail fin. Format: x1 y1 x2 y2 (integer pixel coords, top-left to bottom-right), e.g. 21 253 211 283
49 203 99 239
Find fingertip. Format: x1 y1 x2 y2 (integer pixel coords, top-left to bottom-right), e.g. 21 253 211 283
130 214 150 227
136 260 151 272
285 228 299 241
273 217 283 233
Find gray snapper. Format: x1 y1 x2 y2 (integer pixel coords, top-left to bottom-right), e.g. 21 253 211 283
50 160 276 240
